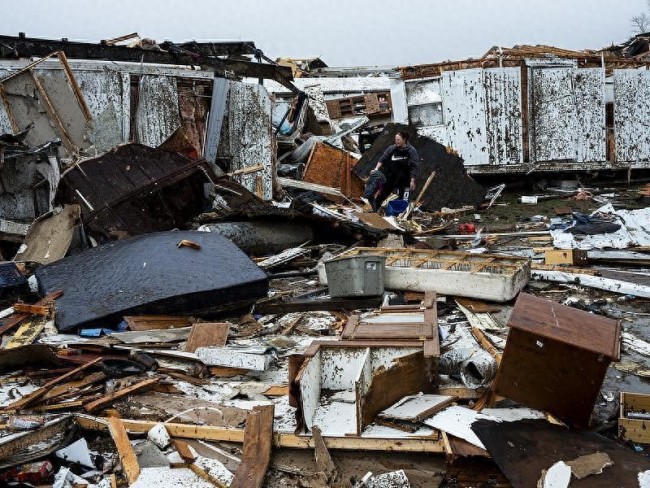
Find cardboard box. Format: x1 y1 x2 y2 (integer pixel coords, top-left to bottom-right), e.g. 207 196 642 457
544 249 588 266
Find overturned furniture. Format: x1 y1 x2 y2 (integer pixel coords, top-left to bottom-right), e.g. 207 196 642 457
35 230 269 331
491 293 621 428
318 248 531 302
294 293 440 437
295 341 437 437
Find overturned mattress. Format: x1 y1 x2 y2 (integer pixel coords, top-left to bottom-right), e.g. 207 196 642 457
36 231 269 331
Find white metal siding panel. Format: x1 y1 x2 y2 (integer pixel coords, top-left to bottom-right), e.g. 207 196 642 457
574 68 605 163
74 71 130 153
135 75 181 148
484 68 523 165
227 83 274 200
442 69 488 166
0 69 12 133
529 67 578 162
614 69 650 163
389 79 408 124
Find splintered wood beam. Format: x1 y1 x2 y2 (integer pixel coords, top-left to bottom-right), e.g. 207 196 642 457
83 377 159 413
230 405 274 488
0 290 63 336
74 414 445 452
108 417 140 485
5 356 101 411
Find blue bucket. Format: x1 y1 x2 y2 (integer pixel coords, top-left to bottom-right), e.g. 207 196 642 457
385 199 409 216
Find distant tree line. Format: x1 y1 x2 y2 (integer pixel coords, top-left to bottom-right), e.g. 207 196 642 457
632 0 650 33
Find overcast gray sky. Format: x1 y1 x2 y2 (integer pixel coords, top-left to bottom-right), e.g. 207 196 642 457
1 0 646 67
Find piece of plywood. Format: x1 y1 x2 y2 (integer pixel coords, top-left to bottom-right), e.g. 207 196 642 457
303 142 364 199
184 323 230 353
472 419 650 488
230 405 274 488
84 377 159 413
378 394 455 422
124 315 192 331
108 416 140 485
5 318 47 349
342 292 437 341
361 352 433 431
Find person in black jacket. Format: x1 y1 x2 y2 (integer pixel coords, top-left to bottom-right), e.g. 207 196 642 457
362 131 420 212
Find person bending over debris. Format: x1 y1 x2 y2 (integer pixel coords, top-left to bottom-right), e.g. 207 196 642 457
363 131 419 212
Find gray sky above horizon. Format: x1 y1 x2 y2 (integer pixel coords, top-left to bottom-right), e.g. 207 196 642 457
1 0 646 67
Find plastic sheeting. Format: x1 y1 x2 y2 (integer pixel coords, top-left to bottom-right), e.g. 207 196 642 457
551 203 650 250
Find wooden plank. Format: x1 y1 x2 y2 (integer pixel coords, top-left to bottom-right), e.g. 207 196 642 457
254 295 382 314
83 377 159 413
123 315 192 331
184 322 230 353
230 405 274 488
262 385 289 397
209 366 249 377
74 414 445 452
189 464 228 488
0 290 63 336
470 327 502 365
312 426 337 482
12 303 51 316
173 439 196 463
5 318 46 349
454 297 502 313
42 371 107 401
361 352 434 431
5 356 101 410
108 417 140 485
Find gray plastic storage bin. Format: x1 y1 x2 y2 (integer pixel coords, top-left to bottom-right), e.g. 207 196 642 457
324 255 386 297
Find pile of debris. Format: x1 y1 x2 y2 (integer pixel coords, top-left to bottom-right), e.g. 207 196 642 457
3 32 650 488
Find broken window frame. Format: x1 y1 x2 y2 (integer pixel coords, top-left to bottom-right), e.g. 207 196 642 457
404 77 445 128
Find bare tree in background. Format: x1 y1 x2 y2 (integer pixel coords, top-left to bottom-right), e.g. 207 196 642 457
632 0 650 33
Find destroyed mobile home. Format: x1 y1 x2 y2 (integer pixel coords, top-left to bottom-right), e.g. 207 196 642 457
1 32 650 488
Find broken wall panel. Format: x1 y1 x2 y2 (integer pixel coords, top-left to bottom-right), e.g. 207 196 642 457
442 69 489 166
484 68 523 165
528 66 605 164
177 80 210 158
0 53 93 158
298 345 425 437
574 68 606 163
0 140 61 222
135 75 181 148
302 142 364 199
204 77 230 168
614 69 650 163
529 66 578 162
226 82 274 200
74 70 131 153
55 143 215 243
